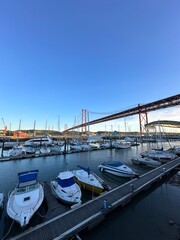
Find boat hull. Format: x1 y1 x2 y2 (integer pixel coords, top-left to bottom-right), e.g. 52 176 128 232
0 192 4 209
99 164 137 178
6 183 44 227
114 144 131 149
50 181 82 205
74 177 103 195
132 157 161 168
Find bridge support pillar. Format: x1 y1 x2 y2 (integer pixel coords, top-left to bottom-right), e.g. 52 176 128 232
138 104 149 135
82 109 87 133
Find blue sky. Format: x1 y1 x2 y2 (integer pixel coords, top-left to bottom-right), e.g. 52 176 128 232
0 0 180 131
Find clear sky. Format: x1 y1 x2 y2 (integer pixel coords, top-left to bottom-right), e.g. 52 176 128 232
0 0 180 132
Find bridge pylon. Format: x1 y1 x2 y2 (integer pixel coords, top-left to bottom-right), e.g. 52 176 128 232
81 109 87 133
138 104 149 135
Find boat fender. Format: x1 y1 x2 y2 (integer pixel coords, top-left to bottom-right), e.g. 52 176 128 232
100 167 104 172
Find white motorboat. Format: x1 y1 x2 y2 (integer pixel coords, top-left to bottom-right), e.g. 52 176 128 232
98 161 138 178
70 144 83 151
22 146 36 154
100 141 111 149
72 165 105 195
69 140 82 151
0 192 4 209
132 156 161 168
50 171 82 206
24 135 53 147
80 143 91 151
88 142 100 149
8 145 23 157
141 149 177 162
39 146 51 154
113 140 131 149
6 170 44 227
70 143 91 151
169 146 180 156
50 145 63 153
53 140 65 146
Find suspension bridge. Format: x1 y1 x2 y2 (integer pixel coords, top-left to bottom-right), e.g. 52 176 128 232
63 94 180 134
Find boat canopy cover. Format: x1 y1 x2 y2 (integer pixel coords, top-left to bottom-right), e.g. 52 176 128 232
58 177 75 188
77 165 90 175
18 170 39 183
103 161 123 167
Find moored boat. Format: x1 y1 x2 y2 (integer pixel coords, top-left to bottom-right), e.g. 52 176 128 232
50 171 82 207
100 141 111 149
70 144 83 151
169 146 180 156
39 146 51 154
50 145 63 153
72 165 105 195
141 149 177 162
88 142 100 149
0 192 4 209
113 140 131 149
132 156 162 168
8 145 23 157
98 161 138 178
6 170 44 227
24 135 53 147
22 146 36 154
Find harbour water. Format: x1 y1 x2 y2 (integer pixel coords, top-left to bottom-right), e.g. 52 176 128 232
0 141 180 240
80 180 180 240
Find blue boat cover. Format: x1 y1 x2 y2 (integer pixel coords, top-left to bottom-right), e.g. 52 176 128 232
103 161 123 167
18 170 39 183
58 177 75 188
77 165 90 175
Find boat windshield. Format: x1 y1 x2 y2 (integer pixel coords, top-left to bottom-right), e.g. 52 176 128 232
18 179 37 188
107 162 123 167
58 177 75 188
16 182 39 194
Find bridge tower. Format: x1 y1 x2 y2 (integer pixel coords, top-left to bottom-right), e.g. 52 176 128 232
138 104 149 135
81 109 87 133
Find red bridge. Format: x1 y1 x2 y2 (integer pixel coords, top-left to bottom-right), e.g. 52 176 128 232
64 94 180 134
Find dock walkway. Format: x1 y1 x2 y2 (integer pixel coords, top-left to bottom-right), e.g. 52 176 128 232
43 182 68 221
8 158 180 240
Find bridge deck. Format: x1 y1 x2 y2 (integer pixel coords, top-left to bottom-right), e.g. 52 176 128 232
8 158 180 240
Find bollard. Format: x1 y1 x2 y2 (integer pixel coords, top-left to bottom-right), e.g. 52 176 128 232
130 183 134 193
103 199 108 209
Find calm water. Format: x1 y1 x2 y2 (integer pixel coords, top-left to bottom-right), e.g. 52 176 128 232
80 181 180 240
0 142 179 240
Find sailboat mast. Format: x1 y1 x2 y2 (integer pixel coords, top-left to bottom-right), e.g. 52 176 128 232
17 119 21 144
33 120 36 138
87 111 90 135
58 115 60 132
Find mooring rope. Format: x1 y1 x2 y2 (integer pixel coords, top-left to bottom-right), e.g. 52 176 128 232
36 210 46 218
1 219 15 240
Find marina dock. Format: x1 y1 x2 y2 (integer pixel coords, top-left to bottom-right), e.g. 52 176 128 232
0 145 111 162
7 157 180 240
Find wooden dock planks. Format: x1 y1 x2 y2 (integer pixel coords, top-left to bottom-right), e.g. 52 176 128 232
43 182 68 220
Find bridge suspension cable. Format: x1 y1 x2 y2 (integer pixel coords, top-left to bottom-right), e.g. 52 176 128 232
87 105 138 115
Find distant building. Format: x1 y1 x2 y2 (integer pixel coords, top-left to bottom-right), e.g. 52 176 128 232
13 131 27 138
